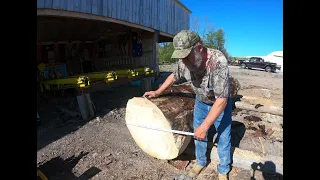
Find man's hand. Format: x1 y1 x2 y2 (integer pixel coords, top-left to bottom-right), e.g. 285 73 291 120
194 125 208 141
143 91 160 98
143 73 176 98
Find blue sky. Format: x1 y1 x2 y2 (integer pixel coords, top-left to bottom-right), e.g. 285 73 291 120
180 0 283 57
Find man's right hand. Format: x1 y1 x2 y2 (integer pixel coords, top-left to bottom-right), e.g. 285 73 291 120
143 91 160 98
143 73 176 98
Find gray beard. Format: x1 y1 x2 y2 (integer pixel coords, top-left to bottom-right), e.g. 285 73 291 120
194 50 202 69
191 50 206 78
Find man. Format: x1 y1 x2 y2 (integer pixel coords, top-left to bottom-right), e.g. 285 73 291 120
143 30 232 180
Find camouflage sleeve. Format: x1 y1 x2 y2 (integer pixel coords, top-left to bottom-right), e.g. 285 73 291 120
212 51 230 98
172 60 185 82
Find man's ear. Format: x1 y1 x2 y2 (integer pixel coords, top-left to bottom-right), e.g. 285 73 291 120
197 44 203 51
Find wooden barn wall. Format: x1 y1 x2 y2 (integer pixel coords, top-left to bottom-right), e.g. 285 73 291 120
37 0 190 36
37 34 157 76
132 37 153 68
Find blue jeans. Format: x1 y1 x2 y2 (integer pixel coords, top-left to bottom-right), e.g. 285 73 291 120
193 96 232 175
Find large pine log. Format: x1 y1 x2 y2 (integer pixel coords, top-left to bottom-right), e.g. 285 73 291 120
125 76 240 160
125 84 195 160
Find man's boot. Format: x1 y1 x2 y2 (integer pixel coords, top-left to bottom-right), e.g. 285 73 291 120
218 173 228 180
188 164 205 178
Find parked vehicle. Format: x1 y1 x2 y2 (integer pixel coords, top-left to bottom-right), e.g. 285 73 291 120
237 59 246 66
239 57 281 73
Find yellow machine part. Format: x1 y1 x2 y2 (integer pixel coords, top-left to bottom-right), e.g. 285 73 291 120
127 69 139 78
40 67 157 90
41 76 90 90
106 72 118 81
143 67 155 75
77 76 90 88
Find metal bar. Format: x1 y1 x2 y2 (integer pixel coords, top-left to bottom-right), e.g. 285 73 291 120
126 122 194 136
41 77 80 85
82 71 111 80
40 67 157 92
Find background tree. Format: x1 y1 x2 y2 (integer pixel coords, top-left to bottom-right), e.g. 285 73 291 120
158 16 236 64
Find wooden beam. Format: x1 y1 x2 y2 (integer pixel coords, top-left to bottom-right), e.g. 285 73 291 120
37 9 155 33
128 32 132 57
152 30 159 69
235 101 283 116
160 31 175 39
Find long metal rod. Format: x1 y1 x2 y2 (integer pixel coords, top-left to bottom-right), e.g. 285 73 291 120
126 122 195 136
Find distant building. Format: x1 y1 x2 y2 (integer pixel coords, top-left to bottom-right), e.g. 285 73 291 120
264 51 283 72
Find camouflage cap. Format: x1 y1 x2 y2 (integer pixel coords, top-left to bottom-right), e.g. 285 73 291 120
171 30 201 59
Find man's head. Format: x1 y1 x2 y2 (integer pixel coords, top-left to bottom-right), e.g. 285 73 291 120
171 30 205 71
171 30 201 59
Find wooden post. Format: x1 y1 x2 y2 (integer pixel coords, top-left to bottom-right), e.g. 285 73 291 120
128 31 133 69
140 77 152 95
152 30 159 71
76 89 94 121
128 31 132 57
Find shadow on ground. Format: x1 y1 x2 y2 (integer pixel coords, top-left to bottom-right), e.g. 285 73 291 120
173 120 246 162
251 161 283 180
37 72 175 151
37 151 101 180
37 84 143 151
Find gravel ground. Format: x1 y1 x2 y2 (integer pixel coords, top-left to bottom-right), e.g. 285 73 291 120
159 64 283 90
37 64 283 179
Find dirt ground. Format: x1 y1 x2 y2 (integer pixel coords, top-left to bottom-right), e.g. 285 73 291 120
37 65 283 180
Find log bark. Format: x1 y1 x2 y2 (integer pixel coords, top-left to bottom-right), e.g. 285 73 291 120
235 101 283 116
259 113 283 125
125 84 195 160
229 75 241 98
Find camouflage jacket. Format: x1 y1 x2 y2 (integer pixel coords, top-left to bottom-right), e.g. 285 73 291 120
173 48 230 105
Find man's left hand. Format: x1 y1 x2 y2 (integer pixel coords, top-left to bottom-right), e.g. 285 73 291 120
194 125 208 141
